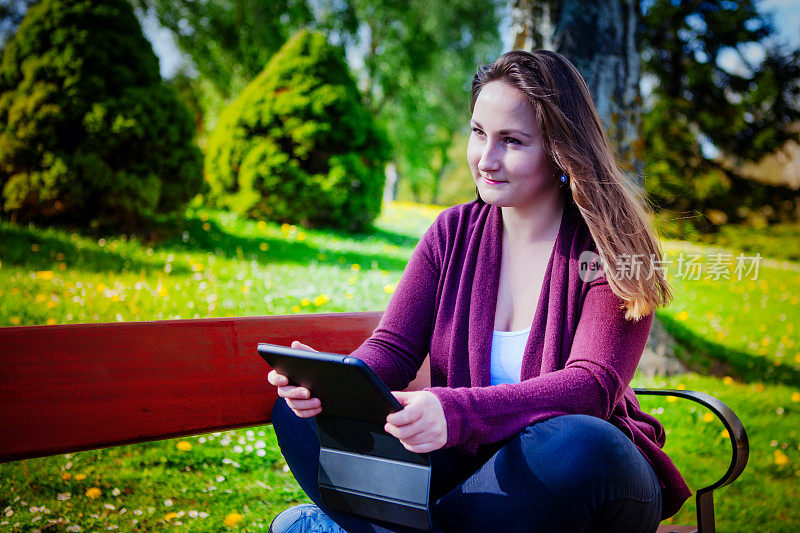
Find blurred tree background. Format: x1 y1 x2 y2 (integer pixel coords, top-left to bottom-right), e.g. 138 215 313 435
0 0 798 233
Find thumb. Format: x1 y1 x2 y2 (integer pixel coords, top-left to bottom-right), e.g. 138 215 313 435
391 391 415 406
291 340 317 352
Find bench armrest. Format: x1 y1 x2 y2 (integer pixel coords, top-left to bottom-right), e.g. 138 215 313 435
633 388 749 533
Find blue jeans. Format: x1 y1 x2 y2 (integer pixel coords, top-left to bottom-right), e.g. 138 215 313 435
272 398 662 532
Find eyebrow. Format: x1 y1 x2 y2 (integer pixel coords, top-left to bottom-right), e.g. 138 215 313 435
470 120 532 139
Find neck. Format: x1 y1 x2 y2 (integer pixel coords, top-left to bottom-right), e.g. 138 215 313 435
500 190 565 244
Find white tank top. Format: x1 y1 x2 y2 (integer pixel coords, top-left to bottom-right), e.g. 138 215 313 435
489 326 531 385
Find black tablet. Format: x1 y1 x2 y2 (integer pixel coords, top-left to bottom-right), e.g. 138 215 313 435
257 343 403 424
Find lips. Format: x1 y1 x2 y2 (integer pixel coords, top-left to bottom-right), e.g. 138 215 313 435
482 175 507 185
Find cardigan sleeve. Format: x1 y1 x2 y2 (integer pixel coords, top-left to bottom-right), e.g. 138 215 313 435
428 278 653 451
349 218 443 391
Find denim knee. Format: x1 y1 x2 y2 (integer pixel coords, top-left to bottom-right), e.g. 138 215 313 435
517 415 659 502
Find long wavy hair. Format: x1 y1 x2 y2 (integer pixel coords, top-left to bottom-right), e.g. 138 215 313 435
471 50 671 320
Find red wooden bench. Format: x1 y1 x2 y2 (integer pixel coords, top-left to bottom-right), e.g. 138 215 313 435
0 313 747 532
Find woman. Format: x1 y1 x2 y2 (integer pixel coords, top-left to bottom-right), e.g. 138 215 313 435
268 50 691 532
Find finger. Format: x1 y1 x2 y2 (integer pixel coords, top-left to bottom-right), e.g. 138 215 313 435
386 401 423 427
291 340 318 352
385 420 426 441
286 397 321 411
291 406 322 418
277 385 312 400
267 370 289 387
399 440 439 454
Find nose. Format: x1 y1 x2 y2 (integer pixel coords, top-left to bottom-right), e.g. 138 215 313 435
478 142 501 174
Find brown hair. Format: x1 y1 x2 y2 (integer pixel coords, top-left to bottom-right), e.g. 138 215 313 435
471 50 671 320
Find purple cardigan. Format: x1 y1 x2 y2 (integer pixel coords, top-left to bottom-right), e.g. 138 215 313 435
351 199 691 518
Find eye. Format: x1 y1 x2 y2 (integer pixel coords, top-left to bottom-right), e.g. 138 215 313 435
504 137 522 145
471 127 485 136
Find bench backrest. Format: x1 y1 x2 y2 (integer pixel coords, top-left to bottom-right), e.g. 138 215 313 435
0 313 382 463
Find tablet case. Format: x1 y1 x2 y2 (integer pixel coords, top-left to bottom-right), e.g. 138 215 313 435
317 416 432 531
257 344 432 530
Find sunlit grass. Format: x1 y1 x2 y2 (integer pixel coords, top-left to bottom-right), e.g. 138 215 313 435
1 202 798 531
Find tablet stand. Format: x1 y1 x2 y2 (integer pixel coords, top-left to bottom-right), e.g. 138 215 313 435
316 416 432 531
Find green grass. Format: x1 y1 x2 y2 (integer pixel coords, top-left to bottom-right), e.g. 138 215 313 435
1 203 798 531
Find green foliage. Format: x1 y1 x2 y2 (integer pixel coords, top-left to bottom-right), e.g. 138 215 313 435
642 0 800 235
0 0 203 231
205 29 389 231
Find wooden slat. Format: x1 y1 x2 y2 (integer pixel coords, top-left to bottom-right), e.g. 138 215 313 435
0 312 382 463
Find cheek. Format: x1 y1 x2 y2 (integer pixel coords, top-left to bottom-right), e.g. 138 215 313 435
466 138 481 173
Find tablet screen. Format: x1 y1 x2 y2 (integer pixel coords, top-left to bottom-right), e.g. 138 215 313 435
258 343 402 424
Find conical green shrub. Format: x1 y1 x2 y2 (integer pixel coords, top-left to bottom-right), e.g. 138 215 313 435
205 29 390 231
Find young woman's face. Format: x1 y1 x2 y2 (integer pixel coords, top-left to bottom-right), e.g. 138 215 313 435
467 81 558 209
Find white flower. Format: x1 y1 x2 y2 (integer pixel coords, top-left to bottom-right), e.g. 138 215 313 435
164 499 173 507
111 488 121 496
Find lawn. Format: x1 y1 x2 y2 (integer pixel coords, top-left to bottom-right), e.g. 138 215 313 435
0 202 798 531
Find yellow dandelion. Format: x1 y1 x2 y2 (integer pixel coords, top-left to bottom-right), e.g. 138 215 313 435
200 213 208 222
791 392 800 402
350 264 361 272
203 222 211 231
31 244 39 252
176 441 192 452
755 383 765 392
296 232 307 242
56 252 65 260
242 285 250 295
280 223 291 233
667 396 677 403
36 294 47 303
291 305 301 313
62 473 72 481
10 317 20 325
58 262 67 271
677 310 690 321
383 284 396 294
158 287 169 297
74 473 86 481
313 294 329 306
257 221 267 230
774 449 790 466
346 294 354 299
676 383 686 390
36 271 54 280
85 487 101 499
46 318 58 325
702 412 715 423
259 242 269 251
795 353 800 363
224 512 243 527
165 512 179 521
97 283 106 292
301 299 310 306
723 376 735 385
761 337 771 346
721 429 730 439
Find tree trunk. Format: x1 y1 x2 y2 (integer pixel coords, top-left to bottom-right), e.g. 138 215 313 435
512 0 645 186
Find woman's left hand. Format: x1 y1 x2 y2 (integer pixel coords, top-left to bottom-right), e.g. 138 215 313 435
385 391 448 453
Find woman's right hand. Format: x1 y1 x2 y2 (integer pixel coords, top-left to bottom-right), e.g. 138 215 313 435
266 341 322 418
